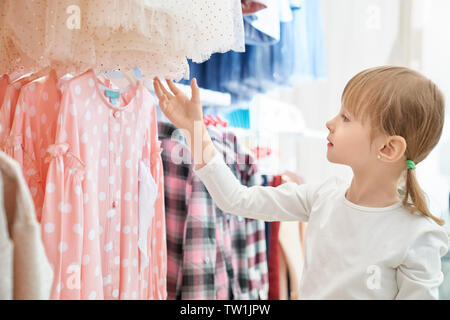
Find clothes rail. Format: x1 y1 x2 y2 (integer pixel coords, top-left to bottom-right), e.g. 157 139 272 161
104 69 232 107
143 78 232 107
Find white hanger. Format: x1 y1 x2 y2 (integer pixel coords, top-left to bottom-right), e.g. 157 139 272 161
121 69 139 87
143 78 231 107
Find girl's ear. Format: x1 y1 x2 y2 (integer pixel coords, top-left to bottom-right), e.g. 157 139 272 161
378 136 407 162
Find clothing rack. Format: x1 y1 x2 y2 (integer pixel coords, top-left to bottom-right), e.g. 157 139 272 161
143 78 232 107
104 69 232 107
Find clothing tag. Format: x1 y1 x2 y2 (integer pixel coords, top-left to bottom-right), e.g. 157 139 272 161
105 89 120 106
105 89 120 99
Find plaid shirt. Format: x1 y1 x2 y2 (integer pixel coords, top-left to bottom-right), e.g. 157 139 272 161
159 123 191 299
159 122 268 300
217 130 269 300
160 122 231 299
209 128 250 300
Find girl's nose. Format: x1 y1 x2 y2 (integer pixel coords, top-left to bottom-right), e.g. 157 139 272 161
326 119 333 132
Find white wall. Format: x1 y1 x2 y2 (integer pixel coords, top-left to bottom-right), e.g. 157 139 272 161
271 0 402 183
417 0 450 223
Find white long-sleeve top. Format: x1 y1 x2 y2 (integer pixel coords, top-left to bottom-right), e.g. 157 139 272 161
194 153 449 299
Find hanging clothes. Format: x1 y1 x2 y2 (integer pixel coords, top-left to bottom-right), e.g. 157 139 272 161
242 0 269 15
4 70 62 222
0 83 21 150
0 69 55 152
210 127 266 300
182 0 327 103
0 0 245 80
243 0 284 46
291 0 327 81
217 130 269 299
159 122 240 299
246 217 269 299
40 69 166 300
4 70 118 223
158 122 191 300
0 150 53 300
159 121 267 300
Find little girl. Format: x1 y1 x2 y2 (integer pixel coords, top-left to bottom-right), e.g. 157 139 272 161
153 66 449 300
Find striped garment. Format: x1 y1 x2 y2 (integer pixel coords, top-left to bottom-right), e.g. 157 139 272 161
159 122 268 300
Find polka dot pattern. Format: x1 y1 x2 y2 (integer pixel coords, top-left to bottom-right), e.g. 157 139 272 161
39 70 166 300
3 71 62 222
0 0 244 81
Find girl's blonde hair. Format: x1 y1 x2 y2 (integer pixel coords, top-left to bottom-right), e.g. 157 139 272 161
342 66 446 226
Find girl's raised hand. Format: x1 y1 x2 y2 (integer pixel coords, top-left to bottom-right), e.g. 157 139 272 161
153 77 203 132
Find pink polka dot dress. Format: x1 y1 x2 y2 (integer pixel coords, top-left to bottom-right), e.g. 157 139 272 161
5 70 61 222
0 82 24 150
40 69 166 300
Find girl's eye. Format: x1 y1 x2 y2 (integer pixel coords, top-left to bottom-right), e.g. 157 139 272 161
341 114 349 122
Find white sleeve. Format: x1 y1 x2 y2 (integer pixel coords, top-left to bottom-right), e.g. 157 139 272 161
396 226 449 300
194 153 319 222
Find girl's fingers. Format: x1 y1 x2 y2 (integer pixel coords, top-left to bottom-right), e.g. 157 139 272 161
190 78 200 103
153 78 165 100
153 79 171 113
166 79 182 96
155 77 173 99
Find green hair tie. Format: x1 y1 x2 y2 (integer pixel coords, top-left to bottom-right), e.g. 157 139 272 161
406 159 416 170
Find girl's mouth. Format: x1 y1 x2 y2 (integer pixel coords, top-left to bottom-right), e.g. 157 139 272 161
327 138 334 147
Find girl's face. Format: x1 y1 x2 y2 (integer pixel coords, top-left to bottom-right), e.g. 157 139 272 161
325 106 377 169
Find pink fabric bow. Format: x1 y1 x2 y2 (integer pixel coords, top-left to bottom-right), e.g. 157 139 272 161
44 143 69 163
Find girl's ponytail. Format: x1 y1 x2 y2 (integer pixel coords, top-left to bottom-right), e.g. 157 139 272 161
402 164 445 226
